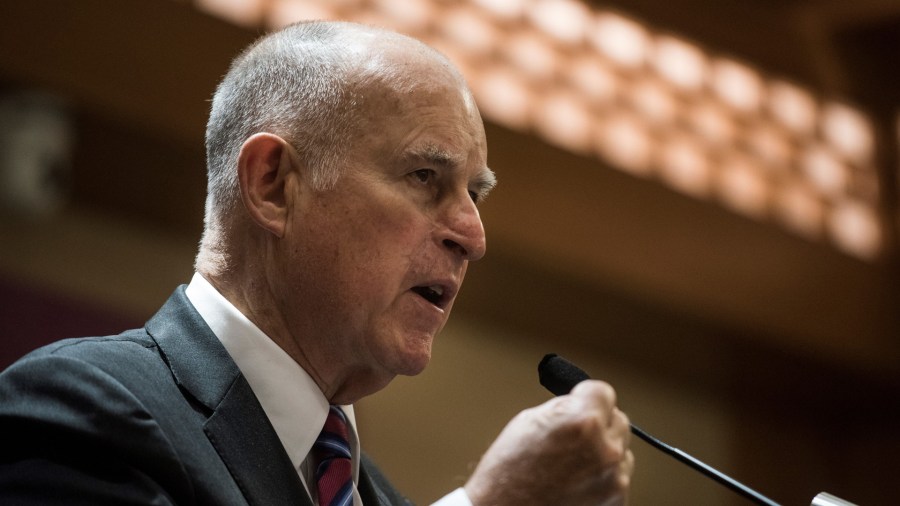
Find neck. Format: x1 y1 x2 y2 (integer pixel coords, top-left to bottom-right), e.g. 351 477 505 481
198 265 394 405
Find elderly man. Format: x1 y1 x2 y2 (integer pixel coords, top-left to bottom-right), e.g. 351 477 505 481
0 21 633 505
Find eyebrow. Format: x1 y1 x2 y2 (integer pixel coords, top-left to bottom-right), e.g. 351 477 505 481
472 167 498 201
408 143 464 169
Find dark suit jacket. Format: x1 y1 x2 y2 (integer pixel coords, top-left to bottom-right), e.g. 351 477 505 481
0 286 412 505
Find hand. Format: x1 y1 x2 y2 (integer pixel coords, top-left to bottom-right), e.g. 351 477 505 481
464 380 634 506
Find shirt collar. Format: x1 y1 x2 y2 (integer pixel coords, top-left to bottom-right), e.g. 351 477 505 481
184 273 360 480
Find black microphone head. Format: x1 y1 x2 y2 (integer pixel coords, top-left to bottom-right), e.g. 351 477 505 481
538 353 591 396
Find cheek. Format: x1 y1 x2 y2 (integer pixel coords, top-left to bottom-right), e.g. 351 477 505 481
346 204 433 268
317 210 426 302
297 189 437 305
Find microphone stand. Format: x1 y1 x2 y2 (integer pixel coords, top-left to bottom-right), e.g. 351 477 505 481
538 354 858 506
628 422 780 506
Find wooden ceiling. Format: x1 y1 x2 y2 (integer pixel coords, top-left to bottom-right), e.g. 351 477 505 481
1 0 899 399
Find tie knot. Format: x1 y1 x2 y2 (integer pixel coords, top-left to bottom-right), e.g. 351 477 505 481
313 406 353 506
315 405 351 459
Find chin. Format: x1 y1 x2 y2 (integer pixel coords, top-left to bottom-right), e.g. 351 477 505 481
391 336 433 377
397 357 430 377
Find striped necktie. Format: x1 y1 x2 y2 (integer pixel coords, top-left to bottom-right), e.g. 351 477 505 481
313 406 353 506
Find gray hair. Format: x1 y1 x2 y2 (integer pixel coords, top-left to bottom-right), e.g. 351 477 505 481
197 21 442 272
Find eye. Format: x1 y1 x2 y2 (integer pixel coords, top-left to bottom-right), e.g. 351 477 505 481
468 190 479 203
411 168 435 184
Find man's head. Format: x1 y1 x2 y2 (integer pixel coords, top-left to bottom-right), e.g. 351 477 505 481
200 21 362 271
196 21 495 403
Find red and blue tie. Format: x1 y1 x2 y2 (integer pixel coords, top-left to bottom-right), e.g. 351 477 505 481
313 406 353 506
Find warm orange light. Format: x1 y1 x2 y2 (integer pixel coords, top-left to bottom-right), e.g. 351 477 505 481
533 90 594 154
590 12 649 70
821 102 874 164
266 0 338 28
566 56 618 105
747 124 791 168
471 0 527 21
527 0 592 47
503 31 560 83
595 112 654 175
651 35 707 92
801 145 847 198
687 101 735 147
658 134 710 196
768 81 817 135
711 58 763 113
628 78 678 126
438 5 499 58
471 66 533 130
371 0 435 33
776 183 823 239
717 156 769 217
195 0 264 27
828 200 881 259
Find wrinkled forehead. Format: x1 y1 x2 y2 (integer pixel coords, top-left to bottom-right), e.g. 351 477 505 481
348 35 476 107
333 32 487 160
354 44 482 116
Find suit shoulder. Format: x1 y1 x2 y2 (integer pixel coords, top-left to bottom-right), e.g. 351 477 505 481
26 328 156 360
0 329 166 415
0 328 175 419
0 338 200 504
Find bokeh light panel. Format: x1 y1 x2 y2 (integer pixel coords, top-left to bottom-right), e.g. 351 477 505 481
191 0 885 260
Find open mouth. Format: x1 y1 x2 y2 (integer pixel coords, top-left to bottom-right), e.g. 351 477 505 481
412 285 446 308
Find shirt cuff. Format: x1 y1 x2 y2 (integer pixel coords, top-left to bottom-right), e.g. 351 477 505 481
431 488 473 506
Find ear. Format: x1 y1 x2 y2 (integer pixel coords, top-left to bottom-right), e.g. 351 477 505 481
237 133 298 238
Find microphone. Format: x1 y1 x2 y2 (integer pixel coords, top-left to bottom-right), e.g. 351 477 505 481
538 354 859 506
539 353 782 506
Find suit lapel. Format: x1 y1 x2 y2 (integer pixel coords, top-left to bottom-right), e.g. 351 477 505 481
146 287 310 506
359 453 412 506
204 374 311 506
358 464 384 506
361 466 400 506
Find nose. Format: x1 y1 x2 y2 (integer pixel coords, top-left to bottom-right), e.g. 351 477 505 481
440 194 487 261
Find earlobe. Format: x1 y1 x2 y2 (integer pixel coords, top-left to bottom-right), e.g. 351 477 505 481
237 133 297 238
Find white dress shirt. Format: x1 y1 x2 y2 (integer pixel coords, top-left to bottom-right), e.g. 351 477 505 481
185 273 362 505
185 273 471 506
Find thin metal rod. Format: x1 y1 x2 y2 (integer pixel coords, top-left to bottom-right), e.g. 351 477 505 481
630 424 781 506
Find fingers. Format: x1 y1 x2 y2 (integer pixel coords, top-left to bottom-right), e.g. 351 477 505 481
569 380 619 426
565 380 631 461
464 379 635 506
621 448 635 487
600 448 634 506
569 381 618 432
566 381 633 505
571 378 617 406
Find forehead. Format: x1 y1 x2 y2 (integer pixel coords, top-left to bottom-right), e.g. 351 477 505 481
350 54 489 167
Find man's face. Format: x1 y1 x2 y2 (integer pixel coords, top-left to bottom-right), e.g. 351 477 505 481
274 62 494 398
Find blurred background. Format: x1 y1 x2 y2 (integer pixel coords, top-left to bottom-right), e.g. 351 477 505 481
1 0 899 504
